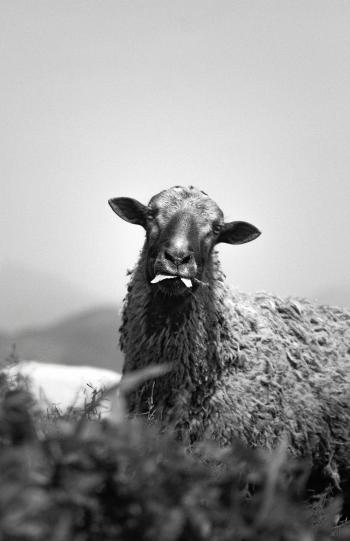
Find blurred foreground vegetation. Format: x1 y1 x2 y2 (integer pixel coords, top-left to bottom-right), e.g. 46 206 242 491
0 360 349 541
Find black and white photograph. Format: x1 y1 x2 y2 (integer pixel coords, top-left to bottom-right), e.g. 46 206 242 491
1 1 350 539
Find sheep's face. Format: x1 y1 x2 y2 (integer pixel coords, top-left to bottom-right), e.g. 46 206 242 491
109 186 260 296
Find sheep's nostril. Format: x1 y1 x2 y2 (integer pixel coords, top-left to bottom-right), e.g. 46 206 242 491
164 250 192 266
164 250 176 264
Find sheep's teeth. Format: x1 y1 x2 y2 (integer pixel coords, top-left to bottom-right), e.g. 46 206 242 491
151 274 177 284
150 274 192 287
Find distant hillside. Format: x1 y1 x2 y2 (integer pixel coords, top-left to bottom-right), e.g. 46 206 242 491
0 263 102 332
0 306 124 372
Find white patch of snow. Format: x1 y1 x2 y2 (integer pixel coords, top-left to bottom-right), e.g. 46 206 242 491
3 361 121 417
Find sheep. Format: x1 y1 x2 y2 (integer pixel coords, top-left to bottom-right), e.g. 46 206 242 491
3 360 121 417
108 185 350 485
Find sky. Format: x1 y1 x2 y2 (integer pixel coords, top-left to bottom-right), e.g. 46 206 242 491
1 0 350 331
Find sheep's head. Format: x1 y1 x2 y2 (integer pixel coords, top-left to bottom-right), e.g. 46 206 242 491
109 186 260 296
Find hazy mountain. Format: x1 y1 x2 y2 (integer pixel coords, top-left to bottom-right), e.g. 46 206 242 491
0 262 102 332
0 306 124 372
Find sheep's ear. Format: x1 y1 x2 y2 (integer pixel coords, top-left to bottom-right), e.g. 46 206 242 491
108 197 148 227
218 221 261 245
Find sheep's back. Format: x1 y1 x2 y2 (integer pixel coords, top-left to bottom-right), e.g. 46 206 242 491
209 290 350 467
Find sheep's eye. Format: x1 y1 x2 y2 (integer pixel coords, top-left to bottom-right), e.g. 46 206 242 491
146 210 155 221
213 223 222 235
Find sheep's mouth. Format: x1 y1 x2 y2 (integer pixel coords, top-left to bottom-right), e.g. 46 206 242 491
151 274 192 288
150 273 195 295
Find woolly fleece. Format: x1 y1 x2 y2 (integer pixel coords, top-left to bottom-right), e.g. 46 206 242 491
120 244 350 479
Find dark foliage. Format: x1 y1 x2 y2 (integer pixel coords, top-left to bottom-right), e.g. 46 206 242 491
0 372 349 541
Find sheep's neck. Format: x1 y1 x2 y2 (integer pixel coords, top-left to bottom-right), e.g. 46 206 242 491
120 246 233 432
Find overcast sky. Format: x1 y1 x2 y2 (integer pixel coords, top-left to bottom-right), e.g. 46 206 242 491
1 0 350 330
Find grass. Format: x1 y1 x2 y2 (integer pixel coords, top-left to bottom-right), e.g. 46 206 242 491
0 357 349 540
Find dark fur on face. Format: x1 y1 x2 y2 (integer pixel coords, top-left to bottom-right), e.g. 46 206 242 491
109 186 261 296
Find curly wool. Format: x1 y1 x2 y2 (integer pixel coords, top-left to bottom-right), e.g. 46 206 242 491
120 244 350 476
